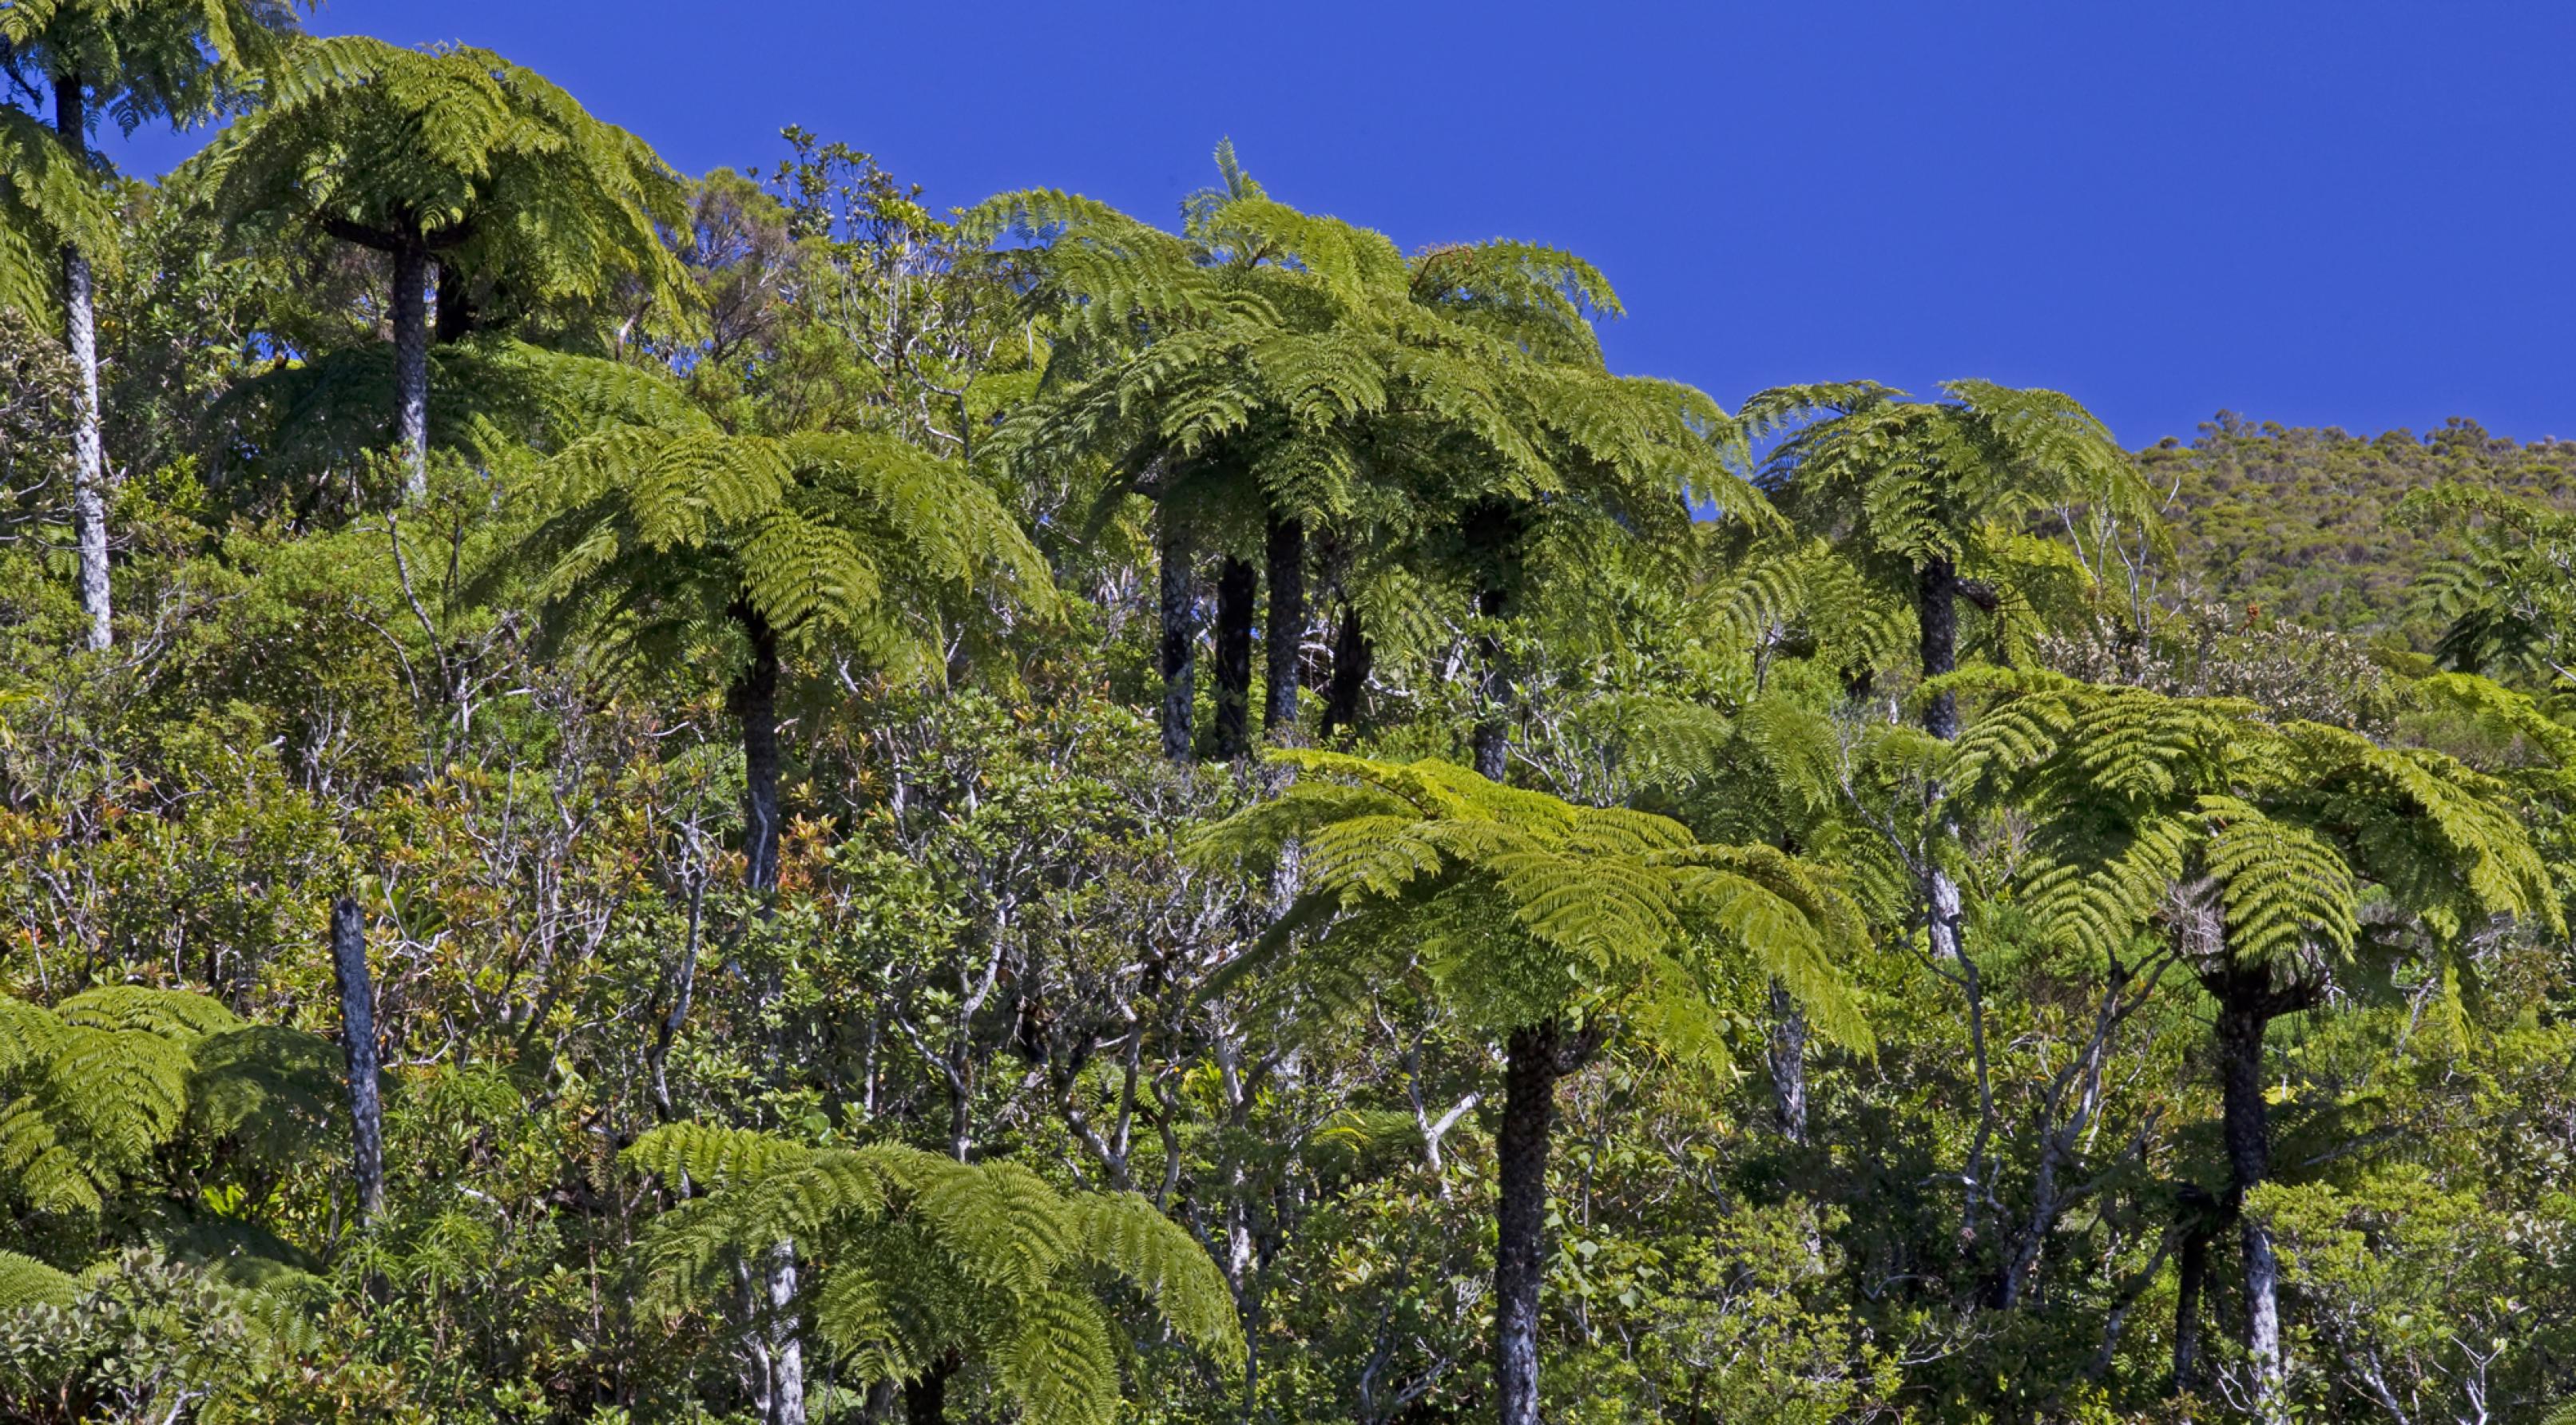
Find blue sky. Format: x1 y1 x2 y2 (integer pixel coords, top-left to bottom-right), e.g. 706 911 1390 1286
102 1 2576 447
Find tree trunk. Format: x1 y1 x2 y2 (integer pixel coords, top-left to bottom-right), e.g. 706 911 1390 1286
728 605 803 1425
432 260 479 344
763 1239 806 1425
734 608 784 895
1157 502 1199 764
2215 978 2287 1423
1471 585 1510 780
2170 1184 2217 1398
1495 1021 1584 1425
1917 558 1960 740
1323 601 1371 737
53 80 109 653
329 897 385 1225
1213 554 1256 760
391 240 431 502
1767 980 1809 1145
1264 512 1304 734
902 1352 959 1423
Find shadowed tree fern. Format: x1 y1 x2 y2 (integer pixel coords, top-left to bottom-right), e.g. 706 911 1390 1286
0 105 110 322
625 1125 1240 1425
1940 665 2557 1415
1745 379 2157 739
518 390 1054 894
981 143 1762 761
188 34 693 497
2402 483 2576 705
1190 751 1868 1425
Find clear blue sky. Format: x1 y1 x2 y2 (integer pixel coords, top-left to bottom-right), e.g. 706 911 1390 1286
105 1 2576 447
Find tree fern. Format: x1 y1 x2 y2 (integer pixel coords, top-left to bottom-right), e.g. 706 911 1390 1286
625 1125 1240 1419
189 34 693 497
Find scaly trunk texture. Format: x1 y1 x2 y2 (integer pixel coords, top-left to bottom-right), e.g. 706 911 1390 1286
1213 554 1256 760
1917 557 1960 740
1471 584 1510 781
329 897 385 1225
728 605 802 1425
1767 980 1810 1144
1322 601 1371 736
1494 1023 1565 1425
1157 502 1199 763
391 241 431 502
1264 512 1304 733
2214 977 2286 1423
54 80 109 652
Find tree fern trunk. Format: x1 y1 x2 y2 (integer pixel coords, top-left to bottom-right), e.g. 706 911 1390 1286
329 896 385 1225
1213 554 1256 760
1264 512 1304 734
1322 601 1370 737
1157 502 1199 764
764 1239 807 1425
2170 1185 2217 1398
1472 585 1510 781
735 609 783 896
901 1351 957 1423
391 240 431 502
1767 980 1809 1144
53 79 109 653
433 260 478 344
728 605 804 1425
1917 558 1960 740
1495 1022 1568 1425
2215 980 2287 1423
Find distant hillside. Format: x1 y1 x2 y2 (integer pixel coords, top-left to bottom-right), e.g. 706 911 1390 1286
2135 414 2576 644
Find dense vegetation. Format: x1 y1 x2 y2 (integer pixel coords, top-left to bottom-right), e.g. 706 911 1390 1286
5 10 2576 1424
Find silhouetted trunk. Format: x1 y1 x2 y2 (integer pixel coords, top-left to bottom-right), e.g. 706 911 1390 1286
1323 601 1371 736
433 260 479 343
53 80 109 652
391 240 431 502
329 897 384 1225
1213 554 1256 760
2170 1185 2218 1398
1494 1021 1598 1425
1917 557 1960 740
1767 980 1809 1144
1471 585 1510 780
728 604 802 1425
733 608 784 895
2214 977 2286 1423
1264 512 1304 733
1157 502 1199 763
902 1352 959 1423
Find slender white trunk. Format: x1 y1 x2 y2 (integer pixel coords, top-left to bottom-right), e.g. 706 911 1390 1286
54 79 109 650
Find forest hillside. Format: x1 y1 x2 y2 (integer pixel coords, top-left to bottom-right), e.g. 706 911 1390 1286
3 11 2576 1425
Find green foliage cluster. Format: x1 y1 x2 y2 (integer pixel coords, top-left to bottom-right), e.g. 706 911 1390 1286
2140 413 2576 639
5 18 2576 1425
